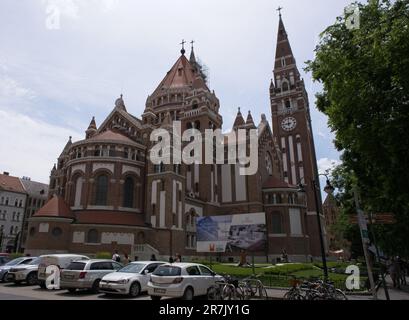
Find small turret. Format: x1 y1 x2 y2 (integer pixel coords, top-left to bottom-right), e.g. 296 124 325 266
233 108 245 130
246 111 256 128
86 116 97 139
115 94 127 111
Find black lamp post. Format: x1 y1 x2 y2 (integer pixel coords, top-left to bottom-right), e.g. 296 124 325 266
298 174 334 282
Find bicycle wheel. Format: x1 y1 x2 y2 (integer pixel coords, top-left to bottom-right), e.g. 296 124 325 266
207 286 221 300
334 289 348 301
257 284 269 300
222 285 236 300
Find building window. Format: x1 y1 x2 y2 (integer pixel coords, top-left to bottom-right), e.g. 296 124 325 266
29 227 36 237
285 100 291 109
87 229 99 243
271 213 283 234
95 175 108 206
94 146 101 157
52 227 63 238
123 177 134 208
281 57 286 67
282 81 289 92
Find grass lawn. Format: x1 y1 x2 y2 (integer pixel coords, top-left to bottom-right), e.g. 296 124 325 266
204 262 367 290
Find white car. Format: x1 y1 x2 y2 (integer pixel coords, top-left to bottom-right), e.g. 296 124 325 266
100 261 166 297
37 254 89 289
0 257 37 282
8 257 41 285
147 263 223 300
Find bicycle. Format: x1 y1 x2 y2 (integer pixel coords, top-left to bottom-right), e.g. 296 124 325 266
239 275 269 300
207 275 244 301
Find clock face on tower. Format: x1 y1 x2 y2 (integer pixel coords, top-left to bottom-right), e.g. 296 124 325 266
281 117 297 132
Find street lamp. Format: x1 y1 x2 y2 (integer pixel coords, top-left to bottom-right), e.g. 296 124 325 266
298 174 334 282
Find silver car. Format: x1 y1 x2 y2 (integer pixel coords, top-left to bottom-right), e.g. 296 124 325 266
60 259 123 293
0 257 37 282
8 257 41 285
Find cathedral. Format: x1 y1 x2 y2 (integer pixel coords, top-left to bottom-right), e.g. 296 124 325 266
26 14 325 262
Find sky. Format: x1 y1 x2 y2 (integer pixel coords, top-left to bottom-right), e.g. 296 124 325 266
0 0 358 187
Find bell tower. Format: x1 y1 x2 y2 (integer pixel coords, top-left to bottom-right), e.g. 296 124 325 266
270 12 324 256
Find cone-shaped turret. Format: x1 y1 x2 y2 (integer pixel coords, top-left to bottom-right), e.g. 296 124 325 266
86 116 97 139
233 108 245 130
246 111 256 128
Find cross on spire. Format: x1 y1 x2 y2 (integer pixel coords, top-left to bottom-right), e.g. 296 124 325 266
190 40 195 49
180 39 186 55
277 6 283 17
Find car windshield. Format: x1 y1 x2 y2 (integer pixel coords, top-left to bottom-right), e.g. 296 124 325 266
153 266 181 276
118 263 145 274
66 262 86 270
4 258 26 266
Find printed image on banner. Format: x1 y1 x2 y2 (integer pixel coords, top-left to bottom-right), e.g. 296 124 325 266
196 213 267 253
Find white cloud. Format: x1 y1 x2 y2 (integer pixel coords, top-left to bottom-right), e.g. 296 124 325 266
0 109 81 184
0 75 36 100
318 158 341 175
41 0 119 19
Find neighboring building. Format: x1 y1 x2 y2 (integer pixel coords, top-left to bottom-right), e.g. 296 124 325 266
19 177 48 251
0 172 27 252
26 14 324 262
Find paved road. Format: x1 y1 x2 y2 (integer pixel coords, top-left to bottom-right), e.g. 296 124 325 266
1 277 408 300
0 282 156 300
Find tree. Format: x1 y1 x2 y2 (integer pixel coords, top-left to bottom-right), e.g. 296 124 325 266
306 0 409 257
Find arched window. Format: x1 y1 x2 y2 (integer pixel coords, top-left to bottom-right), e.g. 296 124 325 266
74 176 83 207
87 229 99 243
282 81 289 92
123 177 134 208
95 175 108 206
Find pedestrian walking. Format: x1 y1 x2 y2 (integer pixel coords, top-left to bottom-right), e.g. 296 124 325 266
150 254 157 261
388 257 401 289
123 253 130 265
112 250 121 263
175 253 182 262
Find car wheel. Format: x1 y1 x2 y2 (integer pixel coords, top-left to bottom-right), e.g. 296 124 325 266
150 295 161 301
129 282 141 297
26 272 38 286
91 279 101 294
1 272 8 282
67 288 77 294
182 287 194 301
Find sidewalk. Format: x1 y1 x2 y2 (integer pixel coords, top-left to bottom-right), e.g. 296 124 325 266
265 275 409 300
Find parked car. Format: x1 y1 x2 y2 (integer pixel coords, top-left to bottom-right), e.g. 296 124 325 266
7 257 42 285
37 254 90 289
0 257 37 282
0 254 11 266
147 263 223 300
60 259 123 293
100 261 166 297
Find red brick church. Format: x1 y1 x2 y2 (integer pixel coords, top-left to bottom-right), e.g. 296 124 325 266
26 14 325 262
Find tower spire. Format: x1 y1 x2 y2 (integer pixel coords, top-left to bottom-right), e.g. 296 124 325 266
189 40 197 64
